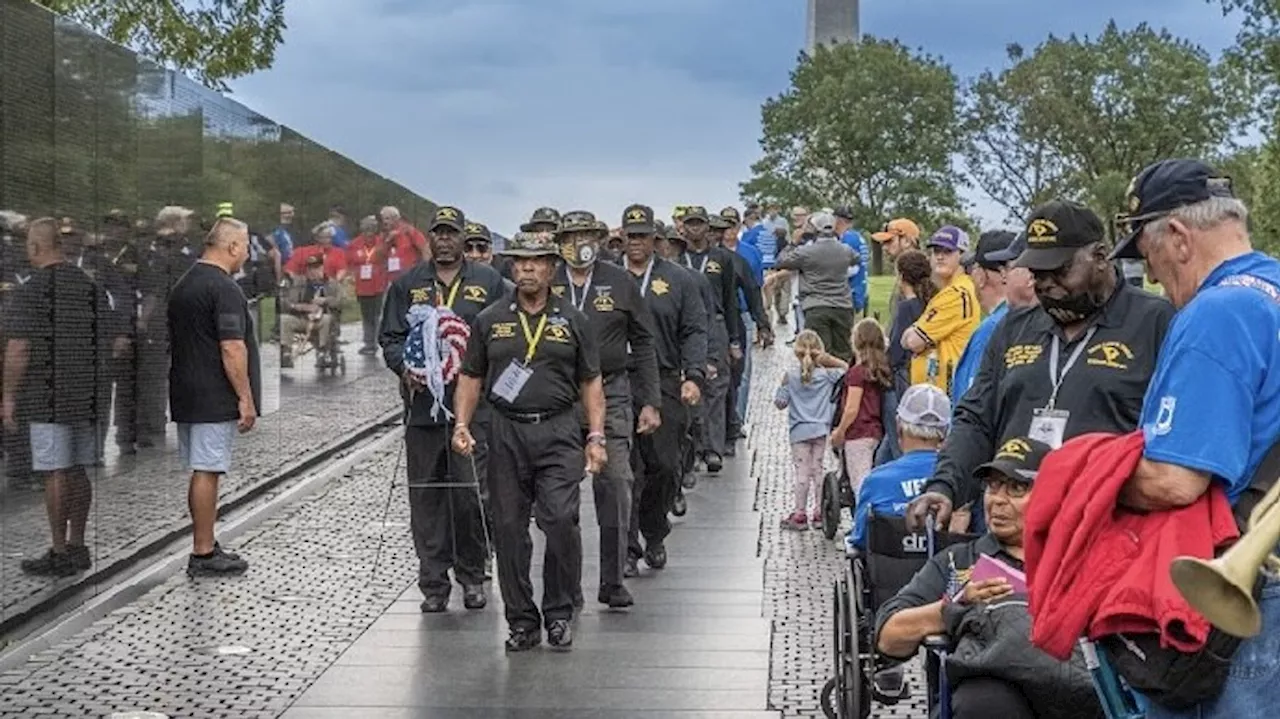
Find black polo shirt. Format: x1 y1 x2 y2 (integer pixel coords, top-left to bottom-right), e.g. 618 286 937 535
930 279 1174 505
874 533 1020 657
552 261 660 408
625 256 708 388
682 245 742 346
461 293 601 415
379 259 508 427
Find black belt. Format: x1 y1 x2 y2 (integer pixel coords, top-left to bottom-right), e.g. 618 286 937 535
497 407 570 424
602 371 629 385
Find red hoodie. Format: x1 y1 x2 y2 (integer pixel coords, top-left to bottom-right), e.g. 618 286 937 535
1024 431 1238 661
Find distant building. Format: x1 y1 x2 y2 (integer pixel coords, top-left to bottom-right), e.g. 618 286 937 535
806 0 859 52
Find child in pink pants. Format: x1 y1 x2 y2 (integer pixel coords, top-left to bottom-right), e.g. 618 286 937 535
774 331 848 530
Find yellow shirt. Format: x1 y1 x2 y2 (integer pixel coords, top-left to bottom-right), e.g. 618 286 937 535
907 273 981 395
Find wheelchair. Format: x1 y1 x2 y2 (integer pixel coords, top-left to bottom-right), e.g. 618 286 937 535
819 454 855 541
283 307 346 375
821 512 975 719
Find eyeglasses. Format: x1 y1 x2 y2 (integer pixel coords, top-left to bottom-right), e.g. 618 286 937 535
982 476 1032 498
464 241 491 252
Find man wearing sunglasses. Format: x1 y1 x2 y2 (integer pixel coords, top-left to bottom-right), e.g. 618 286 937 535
464 222 514 293
906 200 1174 534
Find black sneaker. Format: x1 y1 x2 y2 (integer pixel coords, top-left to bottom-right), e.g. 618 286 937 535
547 620 573 651
505 627 541 652
623 556 640 578
187 544 248 577
462 585 487 610
20 549 77 577
644 543 667 570
66 544 92 570
704 452 723 473
598 584 634 608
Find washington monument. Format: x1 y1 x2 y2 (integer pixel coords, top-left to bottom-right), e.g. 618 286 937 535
806 0 860 51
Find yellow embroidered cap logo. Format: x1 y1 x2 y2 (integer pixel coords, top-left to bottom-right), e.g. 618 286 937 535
996 438 1032 462
1026 219 1058 244
626 208 647 222
436 207 459 220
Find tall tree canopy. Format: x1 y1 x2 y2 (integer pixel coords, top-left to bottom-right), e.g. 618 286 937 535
961 22 1250 229
37 0 287 88
740 38 963 233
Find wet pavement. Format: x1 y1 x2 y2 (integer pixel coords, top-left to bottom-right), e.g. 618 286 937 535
0 332 930 717
0 325 402 627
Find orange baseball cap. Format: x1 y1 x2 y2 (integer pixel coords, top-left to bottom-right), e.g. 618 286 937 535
871 218 921 243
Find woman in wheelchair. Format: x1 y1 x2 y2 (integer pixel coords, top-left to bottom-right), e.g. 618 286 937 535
874 436 1102 719
280 255 343 369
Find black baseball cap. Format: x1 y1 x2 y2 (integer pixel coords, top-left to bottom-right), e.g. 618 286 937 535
682 206 710 223
1110 159 1235 260
974 437 1052 484
986 230 1027 264
1014 200 1105 271
464 222 491 243
963 230 1017 271
621 204 657 235
430 206 465 232
719 206 742 225
833 205 855 221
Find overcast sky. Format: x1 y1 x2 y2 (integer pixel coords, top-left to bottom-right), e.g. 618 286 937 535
230 0 1242 234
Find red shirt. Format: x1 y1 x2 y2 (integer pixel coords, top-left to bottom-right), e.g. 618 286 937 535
840 364 884 442
286 244 348 279
385 223 426 283
346 234 387 296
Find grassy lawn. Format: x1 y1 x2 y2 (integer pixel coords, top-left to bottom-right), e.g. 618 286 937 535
866 274 896 325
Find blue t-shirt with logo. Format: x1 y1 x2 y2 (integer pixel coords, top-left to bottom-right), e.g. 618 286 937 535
842 229 870 310
1140 252 1280 502
851 449 937 548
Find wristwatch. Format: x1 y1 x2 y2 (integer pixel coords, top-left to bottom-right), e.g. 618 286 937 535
586 432 607 447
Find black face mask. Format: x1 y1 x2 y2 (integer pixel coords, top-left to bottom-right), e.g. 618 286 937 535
1038 288 1106 325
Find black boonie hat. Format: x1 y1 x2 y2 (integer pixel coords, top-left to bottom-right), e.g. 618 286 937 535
520 207 561 232
1014 200 1105 271
557 210 604 236
464 222 491 243
975 436 1052 484
1110 159 1235 260
682 205 710 223
430 205 466 232
720 206 741 225
963 230 1018 271
621 204 657 235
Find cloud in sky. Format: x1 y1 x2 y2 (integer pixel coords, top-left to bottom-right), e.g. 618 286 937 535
230 0 1243 233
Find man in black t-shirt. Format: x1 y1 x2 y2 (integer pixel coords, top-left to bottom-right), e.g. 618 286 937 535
167 217 261 577
452 232 607 653
4 218 116 577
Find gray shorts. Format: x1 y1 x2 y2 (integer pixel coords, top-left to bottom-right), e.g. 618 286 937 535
177 421 237 474
29 422 99 472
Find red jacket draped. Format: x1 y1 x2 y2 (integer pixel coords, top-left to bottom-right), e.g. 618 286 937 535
1024 431 1238 660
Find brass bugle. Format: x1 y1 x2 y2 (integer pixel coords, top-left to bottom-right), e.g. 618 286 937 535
1170 479 1280 638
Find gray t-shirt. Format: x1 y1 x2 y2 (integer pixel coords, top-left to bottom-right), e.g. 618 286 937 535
775 237 857 311
775 367 845 444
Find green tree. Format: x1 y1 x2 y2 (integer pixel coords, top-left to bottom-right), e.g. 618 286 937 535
962 22 1250 234
741 39 963 238
36 0 286 89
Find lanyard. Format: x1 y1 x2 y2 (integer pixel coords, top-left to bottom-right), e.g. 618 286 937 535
518 311 548 365
436 273 462 309
567 269 594 312
1047 327 1097 410
684 252 709 273
633 257 656 297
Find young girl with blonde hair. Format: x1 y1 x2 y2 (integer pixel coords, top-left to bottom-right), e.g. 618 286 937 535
774 330 848 530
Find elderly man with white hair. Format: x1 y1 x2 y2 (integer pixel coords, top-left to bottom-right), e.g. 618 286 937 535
378 205 428 283
1107 158 1280 717
764 210 860 360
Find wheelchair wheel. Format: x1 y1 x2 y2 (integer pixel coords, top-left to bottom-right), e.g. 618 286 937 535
337 353 346 375
847 562 872 719
821 470 841 540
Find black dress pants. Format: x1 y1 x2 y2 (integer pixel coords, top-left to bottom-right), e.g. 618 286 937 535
488 410 583 631
629 374 688 557
405 425 487 600
949 677 1036 719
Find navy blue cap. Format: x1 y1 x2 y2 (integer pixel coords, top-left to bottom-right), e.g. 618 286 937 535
962 230 1017 270
986 231 1027 263
1110 159 1234 260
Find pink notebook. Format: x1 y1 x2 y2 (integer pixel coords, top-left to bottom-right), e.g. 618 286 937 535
969 554 1027 595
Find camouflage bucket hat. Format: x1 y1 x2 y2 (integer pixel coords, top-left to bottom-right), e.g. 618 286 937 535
520 206 562 232
556 210 605 237
500 231 562 258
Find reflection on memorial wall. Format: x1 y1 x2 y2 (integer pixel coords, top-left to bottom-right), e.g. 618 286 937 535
0 0 438 633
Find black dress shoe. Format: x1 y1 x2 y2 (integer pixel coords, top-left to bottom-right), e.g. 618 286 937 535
463 584 487 610
624 556 640 578
547 619 573 651
644 543 667 569
681 471 697 490
598 584 634 608
420 596 448 613
704 452 723 473
505 627 541 652
671 492 687 517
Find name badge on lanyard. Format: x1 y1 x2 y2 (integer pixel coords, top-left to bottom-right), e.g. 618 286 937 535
493 311 547 403
1029 328 1096 448
359 264 374 280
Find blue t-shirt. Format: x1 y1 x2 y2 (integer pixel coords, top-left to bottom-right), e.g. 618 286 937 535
330 225 351 249
736 241 764 313
950 301 1008 407
852 449 937 548
272 226 294 262
775 367 845 444
1140 252 1280 502
842 230 870 310
746 222 778 268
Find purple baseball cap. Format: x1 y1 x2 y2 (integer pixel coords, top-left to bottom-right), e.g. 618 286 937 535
926 225 970 253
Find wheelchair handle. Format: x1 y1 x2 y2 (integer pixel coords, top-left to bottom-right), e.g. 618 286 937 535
925 510 939 556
